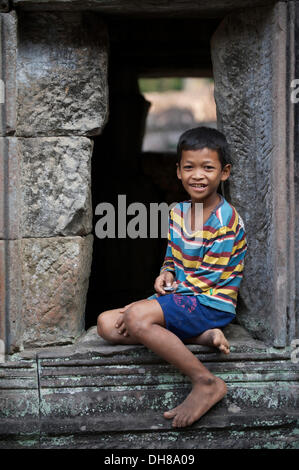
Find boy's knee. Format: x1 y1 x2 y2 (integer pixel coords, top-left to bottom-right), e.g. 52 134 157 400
124 304 148 337
97 311 111 340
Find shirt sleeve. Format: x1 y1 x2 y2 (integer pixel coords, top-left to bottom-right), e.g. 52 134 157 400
160 210 176 275
176 219 247 295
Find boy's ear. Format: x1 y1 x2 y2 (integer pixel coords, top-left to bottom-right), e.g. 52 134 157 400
221 164 231 181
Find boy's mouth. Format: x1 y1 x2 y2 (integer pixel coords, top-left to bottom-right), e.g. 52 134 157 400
190 183 208 192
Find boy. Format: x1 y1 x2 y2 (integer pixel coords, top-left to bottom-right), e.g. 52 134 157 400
97 127 247 428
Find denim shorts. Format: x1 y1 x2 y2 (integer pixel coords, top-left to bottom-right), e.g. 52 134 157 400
155 293 235 340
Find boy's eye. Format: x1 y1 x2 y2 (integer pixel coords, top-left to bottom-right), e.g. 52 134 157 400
204 166 214 170
183 165 193 170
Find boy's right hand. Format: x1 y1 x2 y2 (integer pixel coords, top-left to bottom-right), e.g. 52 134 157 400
115 301 137 337
154 271 176 295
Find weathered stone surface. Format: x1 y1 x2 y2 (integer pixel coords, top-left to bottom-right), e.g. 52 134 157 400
0 137 93 239
0 242 5 347
20 137 93 237
0 240 23 353
0 138 21 240
22 235 93 347
294 1 299 346
1 324 296 449
16 11 108 137
0 360 39 438
35 327 298 438
211 4 292 346
11 0 278 17
0 11 17 135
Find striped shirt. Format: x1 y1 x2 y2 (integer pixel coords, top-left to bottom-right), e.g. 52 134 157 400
159 195 247 315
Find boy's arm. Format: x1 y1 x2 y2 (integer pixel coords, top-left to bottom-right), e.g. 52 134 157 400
178 222 247 295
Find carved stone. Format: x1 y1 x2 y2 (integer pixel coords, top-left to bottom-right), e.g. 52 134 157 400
16 11 108 137
0 11 17 135
22 235 93 347
21 137 93 237
0 136 93 239
211 4 293 346
11 0 278 17
1 325 298 449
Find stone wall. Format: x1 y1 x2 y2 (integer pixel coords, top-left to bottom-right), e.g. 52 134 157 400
211 3 296 346
0 10 108 350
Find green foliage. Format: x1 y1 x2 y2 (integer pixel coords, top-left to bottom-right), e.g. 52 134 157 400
139 78 183 93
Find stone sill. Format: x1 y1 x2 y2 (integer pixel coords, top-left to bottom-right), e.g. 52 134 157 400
0 324 298 449
10 324 291 363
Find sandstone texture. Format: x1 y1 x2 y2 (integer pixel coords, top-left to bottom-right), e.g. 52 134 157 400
16 11 108 136
22 235 93 347
0 11 17 135
20 136 93 237
1 136 93 239
211 5 290 346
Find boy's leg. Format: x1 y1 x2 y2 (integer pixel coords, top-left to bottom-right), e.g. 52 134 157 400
97 307 142 345
121 299 227 428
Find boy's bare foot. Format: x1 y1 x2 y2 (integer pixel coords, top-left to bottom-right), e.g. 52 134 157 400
187 328 230 354
164 376 227 428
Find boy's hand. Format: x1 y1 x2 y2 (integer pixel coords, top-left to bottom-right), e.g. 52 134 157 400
115 302 137 337
115 313 129 337
154 271 177 295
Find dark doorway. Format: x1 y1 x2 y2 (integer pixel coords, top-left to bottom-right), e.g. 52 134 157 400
85 17 222 329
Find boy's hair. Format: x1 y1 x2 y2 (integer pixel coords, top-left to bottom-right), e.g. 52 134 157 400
177 126 231 169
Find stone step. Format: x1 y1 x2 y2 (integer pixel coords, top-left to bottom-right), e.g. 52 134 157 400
0 324 298 448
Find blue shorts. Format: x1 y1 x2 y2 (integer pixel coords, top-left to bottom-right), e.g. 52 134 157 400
155 294 235 340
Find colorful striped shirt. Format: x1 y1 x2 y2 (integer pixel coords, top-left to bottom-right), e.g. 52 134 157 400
158 195 247 315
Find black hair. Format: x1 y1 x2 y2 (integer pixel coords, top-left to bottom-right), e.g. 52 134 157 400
177 126 231 169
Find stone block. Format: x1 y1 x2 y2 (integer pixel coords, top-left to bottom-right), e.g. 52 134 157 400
20 136 93 237
0 359 39 438
11 0 280 16
0 138 20 240
0 136 93 239
16 11 108 137
0 11 17 135
0 239 23 353
211 4 291 346
22 235 93 347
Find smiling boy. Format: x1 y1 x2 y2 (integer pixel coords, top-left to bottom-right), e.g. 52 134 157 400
97 126 247 428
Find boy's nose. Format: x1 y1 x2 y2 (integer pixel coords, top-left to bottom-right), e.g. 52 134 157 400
191 170 205 180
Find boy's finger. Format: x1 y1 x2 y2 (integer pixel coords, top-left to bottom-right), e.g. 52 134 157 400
156 283 166 295
154 280 165 295
115 315 124 328
164 273 173 286
118 324 126 335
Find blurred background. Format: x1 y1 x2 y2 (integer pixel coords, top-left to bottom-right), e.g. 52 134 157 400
140 77 216 152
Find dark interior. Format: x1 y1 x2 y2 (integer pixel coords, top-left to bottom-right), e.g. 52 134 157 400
85 17 223 328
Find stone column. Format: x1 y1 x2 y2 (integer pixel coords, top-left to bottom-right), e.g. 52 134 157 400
211 3 295 346
0 10 108 351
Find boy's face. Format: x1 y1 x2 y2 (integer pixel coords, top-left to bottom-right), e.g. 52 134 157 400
177 148 231 203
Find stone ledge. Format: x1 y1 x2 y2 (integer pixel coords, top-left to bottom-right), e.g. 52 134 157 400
14 323 291 362
11 0 279 16
1 324 298 449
